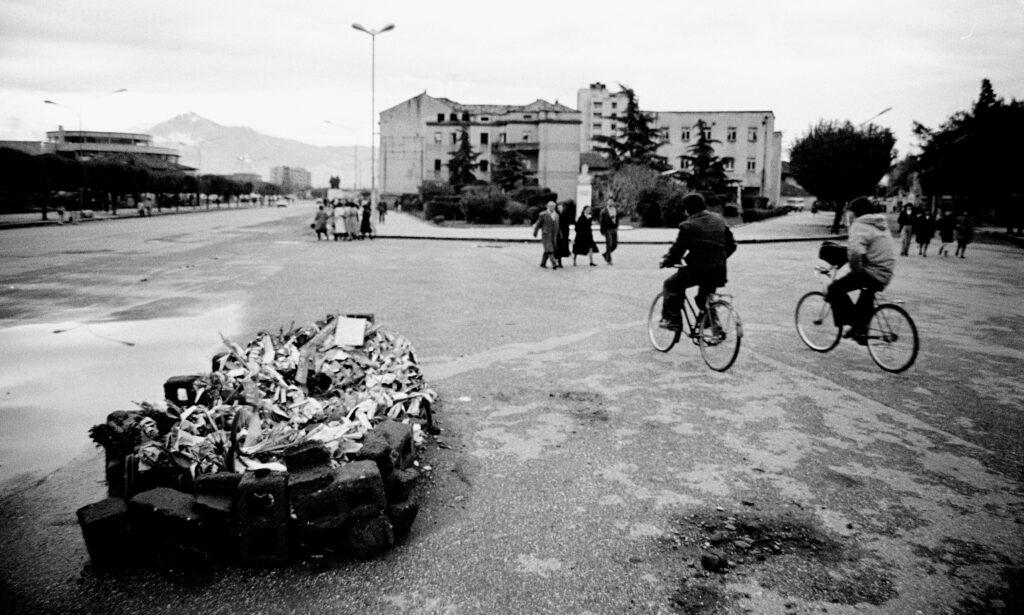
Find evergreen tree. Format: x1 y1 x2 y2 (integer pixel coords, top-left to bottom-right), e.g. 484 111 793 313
446 127 480 192
593 85 669 171
676 119 736 194
491 150 533 192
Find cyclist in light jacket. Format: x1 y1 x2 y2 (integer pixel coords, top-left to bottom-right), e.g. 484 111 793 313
827 197 896 343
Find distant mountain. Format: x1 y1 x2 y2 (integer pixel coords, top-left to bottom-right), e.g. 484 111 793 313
147 112 368 188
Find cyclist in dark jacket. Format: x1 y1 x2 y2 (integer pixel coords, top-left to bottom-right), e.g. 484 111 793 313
658 194 736 331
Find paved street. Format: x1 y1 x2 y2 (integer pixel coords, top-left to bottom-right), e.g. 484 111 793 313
1 202 1022 614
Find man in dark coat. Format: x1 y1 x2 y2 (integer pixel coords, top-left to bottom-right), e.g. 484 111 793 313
658 194 736 330
532 201 561 269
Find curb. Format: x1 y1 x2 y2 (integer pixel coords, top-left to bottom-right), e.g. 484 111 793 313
369 234 847 245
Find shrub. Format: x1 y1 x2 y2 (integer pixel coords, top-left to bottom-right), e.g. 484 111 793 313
635 188 663 227
513 186 558 210
660 192 688 228
461 192 508 224
740 207 790 223
506 201 529 225
424 196 462 221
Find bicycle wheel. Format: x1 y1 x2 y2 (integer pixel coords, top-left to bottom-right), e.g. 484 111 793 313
648 292 680 352
698 300 742 372
866 303 919 373
795 291 841 352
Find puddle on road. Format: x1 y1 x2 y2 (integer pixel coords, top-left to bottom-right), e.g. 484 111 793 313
0 305 241 487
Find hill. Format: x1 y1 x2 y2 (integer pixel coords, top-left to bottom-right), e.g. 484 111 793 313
147 113 367 188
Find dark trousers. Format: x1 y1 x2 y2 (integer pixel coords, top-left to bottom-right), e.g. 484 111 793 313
827 271 884 330
662 267 717 324
602 230 618 255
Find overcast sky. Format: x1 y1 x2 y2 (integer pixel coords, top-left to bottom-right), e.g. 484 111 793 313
1 0 1021 158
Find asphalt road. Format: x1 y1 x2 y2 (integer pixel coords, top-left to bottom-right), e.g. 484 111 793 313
1 202 1021 614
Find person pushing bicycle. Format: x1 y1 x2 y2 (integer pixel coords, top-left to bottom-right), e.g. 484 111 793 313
826 196 896 344
658 194 737 332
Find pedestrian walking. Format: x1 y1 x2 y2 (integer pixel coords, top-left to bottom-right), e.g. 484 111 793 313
915 211 935 256
331 203 344 241
954 211 974 258
936 209 955 257
377 199 388 224
599 198 620 264
344 201 360 240
532 201 561 269
555 203 572 268
897 203 915 256
361 202 375 239
572 205 600 266
313 205 329 240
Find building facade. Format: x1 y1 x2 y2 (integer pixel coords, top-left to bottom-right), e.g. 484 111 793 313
577 83 783 207
45 128 181 165
270 166 312 192
380 92 581 201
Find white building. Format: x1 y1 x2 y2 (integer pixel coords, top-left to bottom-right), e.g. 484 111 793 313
380 92 581 201
577 83 782 206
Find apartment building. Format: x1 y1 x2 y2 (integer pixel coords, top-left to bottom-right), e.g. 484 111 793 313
578 83 782 206
270 166 311 192
380 92 581 200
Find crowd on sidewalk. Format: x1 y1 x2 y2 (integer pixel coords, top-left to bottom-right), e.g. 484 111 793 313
312 198 387 241
531 199 621 269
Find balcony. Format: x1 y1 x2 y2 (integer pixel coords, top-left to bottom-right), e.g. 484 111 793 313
493 141 540 153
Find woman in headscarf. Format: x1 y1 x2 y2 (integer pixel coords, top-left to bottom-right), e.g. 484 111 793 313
572 205 600 266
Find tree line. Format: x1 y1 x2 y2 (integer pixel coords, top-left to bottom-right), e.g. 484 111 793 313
0 147 284 218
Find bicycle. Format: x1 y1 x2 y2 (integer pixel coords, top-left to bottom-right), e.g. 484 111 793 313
794 242 919 373
647 275 743 372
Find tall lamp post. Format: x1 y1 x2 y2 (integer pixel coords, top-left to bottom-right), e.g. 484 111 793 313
44 89 127 222
859 106 893 128
324 120 360 190
352 22 394 212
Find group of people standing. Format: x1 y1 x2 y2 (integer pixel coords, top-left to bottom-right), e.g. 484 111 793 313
533 200 620 269
313 199 377 241
897 204 974 258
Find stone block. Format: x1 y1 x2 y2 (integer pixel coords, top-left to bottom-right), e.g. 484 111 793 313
163 375 202 406
344 514 394 559
129 487 214 566
194 472 242 497
291 461 386 525
386 468 419 504
387 495 420 539
236 470 290 566
288 465 336 499
77 498 131 568
283 440 331 472
353 420 414 480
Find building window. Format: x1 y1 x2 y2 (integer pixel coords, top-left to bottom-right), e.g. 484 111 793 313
723 157 735 171
680 127 691 142
480 132 489 145
434 159 442 171
452 133 459 144
748 127 758 142
450 113 458 121
437 113 445 122
727 127 737 142
461 112 470 122
434 132 442 144
592 122 602 129
702 127 712 140
680 159 691 169
611 102 618 109
499 132 507 143
747 158 756 172
594 102 603 108
522 133 531 142
481 116 489 122
480 160 489 172
523 114 532 120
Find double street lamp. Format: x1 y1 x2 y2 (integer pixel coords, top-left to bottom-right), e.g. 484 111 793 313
43 88 128 222
351 22 394 212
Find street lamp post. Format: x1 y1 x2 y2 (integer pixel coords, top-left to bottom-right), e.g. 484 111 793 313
324 120 360 189
43 89 127 222
859 107 893 128
352 22 394 212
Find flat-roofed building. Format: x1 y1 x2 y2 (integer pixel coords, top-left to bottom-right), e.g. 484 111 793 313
577 83 782 206
380 92 581 201
270 166 311 192
46 128 182 165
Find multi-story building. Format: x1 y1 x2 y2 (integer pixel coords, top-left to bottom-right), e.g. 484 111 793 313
577 83 782 206
380 92 581 201
4 128 183 166
270 166 311 192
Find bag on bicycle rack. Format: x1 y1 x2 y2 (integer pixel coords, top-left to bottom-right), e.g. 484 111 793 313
819 241 848 267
